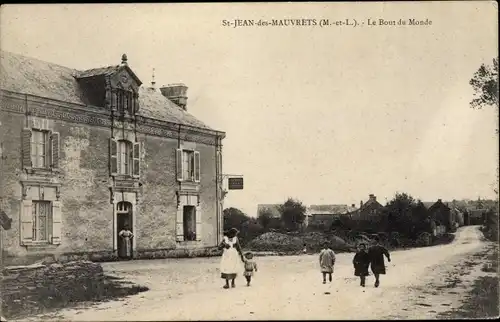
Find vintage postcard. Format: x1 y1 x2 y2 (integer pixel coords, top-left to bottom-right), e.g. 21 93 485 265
0 2 498 321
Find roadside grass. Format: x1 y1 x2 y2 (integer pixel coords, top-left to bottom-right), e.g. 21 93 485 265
439 247 499 319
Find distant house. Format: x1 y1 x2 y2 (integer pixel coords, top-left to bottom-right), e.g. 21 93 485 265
256 204 281 219
308 204 357 228
466 208 488 225
424 199 454 233
351 194 385 221
451 207 464 227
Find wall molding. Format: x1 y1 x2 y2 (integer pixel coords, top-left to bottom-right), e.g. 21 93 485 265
1 90 225 146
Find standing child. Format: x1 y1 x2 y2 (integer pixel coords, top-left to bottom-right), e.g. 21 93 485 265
243 252 258 286
352 242 371 287
319 242 336 284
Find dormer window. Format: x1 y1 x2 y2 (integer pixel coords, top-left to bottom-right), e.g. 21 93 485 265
117 89 135 114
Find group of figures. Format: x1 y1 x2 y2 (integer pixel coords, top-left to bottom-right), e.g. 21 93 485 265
321 238 391 287
219 228 391 289
219 228 258 288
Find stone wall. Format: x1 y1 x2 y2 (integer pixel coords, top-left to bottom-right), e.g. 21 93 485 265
1 260 149 320
2 246 222 267
1 261 104 318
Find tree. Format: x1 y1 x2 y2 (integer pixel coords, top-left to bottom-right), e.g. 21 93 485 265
223 207 250 231
222 207 264 245
470 57 499 110
384 192 418 237
470 58 500 195
278 197 307 230
257 209 274 229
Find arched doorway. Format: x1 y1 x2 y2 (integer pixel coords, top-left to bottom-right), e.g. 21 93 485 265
116 201 133 259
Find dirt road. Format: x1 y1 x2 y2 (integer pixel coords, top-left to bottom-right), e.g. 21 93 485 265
28 225 492 320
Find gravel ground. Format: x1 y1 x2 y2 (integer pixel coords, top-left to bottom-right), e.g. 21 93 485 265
16 225 492 321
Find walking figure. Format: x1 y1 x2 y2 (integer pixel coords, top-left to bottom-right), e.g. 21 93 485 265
353 242 370 287
218 228 244 289
368 237 391 288
319 242 336 284
243 252 258 286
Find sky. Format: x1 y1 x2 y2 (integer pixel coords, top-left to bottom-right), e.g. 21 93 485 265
1 2 498 216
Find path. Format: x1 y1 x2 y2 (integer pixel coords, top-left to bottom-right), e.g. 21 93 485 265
24 225 491 320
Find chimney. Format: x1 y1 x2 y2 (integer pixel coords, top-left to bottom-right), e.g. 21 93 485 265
369 194 376 202
160 83 188 110
438 198 442 202
121 54 128 66
360 200 364 208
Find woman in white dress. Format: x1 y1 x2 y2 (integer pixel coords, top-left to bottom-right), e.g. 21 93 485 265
219 228 244 289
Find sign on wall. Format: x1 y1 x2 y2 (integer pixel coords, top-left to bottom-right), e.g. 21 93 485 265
228 177 244 190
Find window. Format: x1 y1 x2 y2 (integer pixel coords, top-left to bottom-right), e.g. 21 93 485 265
32 201 52 242
116 89 134 114
176 149 200 182
110 139 141 177
183 205 197 241
31 130 49 168
21 199 61 245
23 128 60 169
183 151 195 181
117 140 133 175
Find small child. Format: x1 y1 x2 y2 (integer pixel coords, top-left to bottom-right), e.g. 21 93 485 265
243 252 258 286
352 242 371 287
319 242 336 284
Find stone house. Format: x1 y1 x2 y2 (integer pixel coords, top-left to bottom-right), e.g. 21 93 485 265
347 194 386 232
424 199 454 233
350 194 385 220
0 51 226 263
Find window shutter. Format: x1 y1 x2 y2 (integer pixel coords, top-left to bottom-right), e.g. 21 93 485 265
51 132 60 168
51 201 62 245
132 142 141 178
45 131 51 169
176 149 183 182
195 206 202 241
194 151 201 183
176 207 184 242
109 138 118 175
20 200 33 243
22 128 32 168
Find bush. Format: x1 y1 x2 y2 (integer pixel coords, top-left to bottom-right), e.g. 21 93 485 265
247 232 304 252
247 231 352 253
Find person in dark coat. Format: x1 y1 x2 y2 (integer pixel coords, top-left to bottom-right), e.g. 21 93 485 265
352 242 370 287
368 237 391 288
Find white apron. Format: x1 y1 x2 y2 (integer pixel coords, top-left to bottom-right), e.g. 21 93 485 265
220 236 242 275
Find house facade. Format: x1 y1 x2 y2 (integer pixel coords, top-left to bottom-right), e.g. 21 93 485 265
0 51 225 263
425 199 454 233
350 194 385 220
